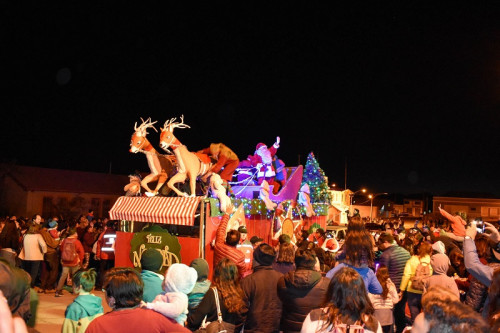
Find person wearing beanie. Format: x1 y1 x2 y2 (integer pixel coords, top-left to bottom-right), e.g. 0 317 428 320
142 263 198 326
277 248 330 332
140 248 164 302
241 243 283 332
187 258 211 316
423 253 460 300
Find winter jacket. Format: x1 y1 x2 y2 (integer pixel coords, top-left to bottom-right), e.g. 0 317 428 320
22 234 47 261
326 263 382 295
141 269 164 303
277 268 330 333
188 280 211 314
144 263 197 325
39 228 60 255
241 265 283 333
423 253 460 299
62 294 103 333
214 214 247 278
378 244 411 292
400 255 432 294
96 228 116 260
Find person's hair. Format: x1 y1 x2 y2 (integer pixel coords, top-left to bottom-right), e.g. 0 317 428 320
375 265 390 299
488 267 500 324
422 285 488 332
417 241 432 258
377 232 394 245
104 267 143 309
225 230 240 247
276 242 295 263
67 227 77 237
474 234 491 260
294 248 317 269
315 228 325 237
347 217 366 234
73 268 97 292
448 249 466 277
343 231 374 267
212 258 247 315
278 233 291 245
320 267 376 331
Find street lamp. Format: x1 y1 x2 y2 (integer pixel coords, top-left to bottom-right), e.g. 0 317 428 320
349 188 366 216
369 192 388 221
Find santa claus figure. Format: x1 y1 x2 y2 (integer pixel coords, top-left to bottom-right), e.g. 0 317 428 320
247 136 280 186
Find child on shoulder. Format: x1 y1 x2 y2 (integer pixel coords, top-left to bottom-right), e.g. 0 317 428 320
62 268 104 333
142 263 198 326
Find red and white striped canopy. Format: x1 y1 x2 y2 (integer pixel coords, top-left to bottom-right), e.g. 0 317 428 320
109 196 201 226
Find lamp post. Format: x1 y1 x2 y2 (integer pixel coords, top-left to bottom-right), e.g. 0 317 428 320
369 192 388 221
349 188 366 216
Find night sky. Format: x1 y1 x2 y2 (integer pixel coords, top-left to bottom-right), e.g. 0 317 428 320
3 3 500 197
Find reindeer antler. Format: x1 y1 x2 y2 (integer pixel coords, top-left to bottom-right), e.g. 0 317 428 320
161 115 191 132
134 117 158 137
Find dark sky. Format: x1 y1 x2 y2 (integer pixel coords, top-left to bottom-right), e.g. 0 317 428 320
3 3 500 196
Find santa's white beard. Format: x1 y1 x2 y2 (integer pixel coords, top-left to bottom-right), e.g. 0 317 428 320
258 150 273 164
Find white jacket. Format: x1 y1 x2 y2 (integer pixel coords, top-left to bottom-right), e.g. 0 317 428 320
22 234 47 261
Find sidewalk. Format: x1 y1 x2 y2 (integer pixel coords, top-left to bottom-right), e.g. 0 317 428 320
32 288 111 333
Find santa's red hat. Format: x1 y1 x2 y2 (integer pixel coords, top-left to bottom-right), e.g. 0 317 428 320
256 143 267 151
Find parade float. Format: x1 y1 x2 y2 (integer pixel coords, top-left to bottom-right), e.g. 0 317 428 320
110 116 332 275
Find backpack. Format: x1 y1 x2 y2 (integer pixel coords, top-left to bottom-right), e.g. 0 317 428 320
61 238 78 264
411 260 431 291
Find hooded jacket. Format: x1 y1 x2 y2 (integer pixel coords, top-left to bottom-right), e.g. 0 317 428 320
145 263 197 325
277 268 330 333
62 294 103 333
423 253 460 300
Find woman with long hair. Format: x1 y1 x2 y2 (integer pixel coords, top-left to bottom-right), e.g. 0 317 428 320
399 241 432 324
326 219 382 294
187 258 248 332
273 241 296 275
0 217 21 267
368 265 398 333
301 266 382 333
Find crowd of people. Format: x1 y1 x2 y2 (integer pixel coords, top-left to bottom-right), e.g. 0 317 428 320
1 204 500 332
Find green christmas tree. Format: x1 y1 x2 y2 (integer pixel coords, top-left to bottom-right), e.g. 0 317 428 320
302 152 332 203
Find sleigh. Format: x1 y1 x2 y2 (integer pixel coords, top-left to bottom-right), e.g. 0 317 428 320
230 165 303 202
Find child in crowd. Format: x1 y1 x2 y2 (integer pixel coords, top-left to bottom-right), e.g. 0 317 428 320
62 268 103 333
47 219 60 241
187 258 211 316
142 263 198 326
423 253 460 300
368 265 398 333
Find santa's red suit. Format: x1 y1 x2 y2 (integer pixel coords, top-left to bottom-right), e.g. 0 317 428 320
247 138 280 185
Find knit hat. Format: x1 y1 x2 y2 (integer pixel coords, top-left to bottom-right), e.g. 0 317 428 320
164 263 197 294
253 244 276 266
295 249 317 269
238 225 247 234
432 240 446 255
140 248 163 272
48 220 58 228
190 258 209 282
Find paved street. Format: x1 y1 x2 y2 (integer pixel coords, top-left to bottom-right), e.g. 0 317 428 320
32 289 111 333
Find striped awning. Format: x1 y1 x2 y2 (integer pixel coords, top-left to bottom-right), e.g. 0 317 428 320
109 196 201 226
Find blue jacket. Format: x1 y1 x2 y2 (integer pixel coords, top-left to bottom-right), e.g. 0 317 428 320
326 263 382 294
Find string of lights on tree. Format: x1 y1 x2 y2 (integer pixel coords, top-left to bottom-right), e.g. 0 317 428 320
301 152 332 204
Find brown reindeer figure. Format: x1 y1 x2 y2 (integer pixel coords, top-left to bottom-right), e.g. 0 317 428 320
159 115 212 197
129 117 175 196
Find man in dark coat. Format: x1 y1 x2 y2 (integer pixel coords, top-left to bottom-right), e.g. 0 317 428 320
241 243 283 333
378 232 411 333
277 248 330 333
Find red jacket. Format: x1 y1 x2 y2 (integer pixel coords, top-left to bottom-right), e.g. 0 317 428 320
214 214 247 278
96 228 116 260
60 236 84 267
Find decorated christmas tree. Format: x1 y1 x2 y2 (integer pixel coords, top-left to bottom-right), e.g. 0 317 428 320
302 152 332 203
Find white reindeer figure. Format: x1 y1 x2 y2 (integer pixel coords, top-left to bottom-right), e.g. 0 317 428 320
129 117 174 197
159 115 212 197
